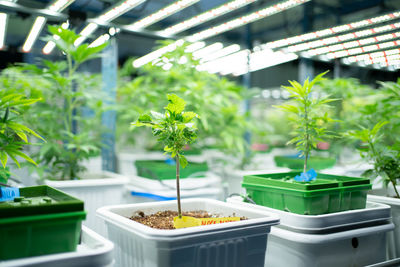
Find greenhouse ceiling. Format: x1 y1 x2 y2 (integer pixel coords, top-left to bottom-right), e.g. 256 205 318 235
1 0 400 74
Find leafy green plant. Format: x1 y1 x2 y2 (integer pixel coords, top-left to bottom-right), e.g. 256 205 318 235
275 72 337 174
0 89 43 183
118 40 250 159
132 94 198 218
346 121 400 198
21 25 108 180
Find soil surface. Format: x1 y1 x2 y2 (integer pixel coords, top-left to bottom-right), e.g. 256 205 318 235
130 210 244 230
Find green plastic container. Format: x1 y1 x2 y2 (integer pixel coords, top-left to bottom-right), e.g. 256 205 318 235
0 185 86 260
135 160 208 180
274 155 336 170
242 172 371 215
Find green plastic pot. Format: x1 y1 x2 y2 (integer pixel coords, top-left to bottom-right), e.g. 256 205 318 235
0 185 86 260
134 160 208 180
242 172 371 215
274 155 336 170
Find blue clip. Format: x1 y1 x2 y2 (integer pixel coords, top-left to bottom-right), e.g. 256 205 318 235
294 168 317 182
165 158 176 165
0 187 20 202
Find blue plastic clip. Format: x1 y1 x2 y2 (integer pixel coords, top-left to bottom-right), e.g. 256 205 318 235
165 158 176 165
0 187 20 202
294 168 317 182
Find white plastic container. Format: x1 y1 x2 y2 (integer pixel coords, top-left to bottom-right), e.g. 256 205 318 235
368 187 400 259
0 226 114 267
227 198 394 267
97 198 280 267
45 171 129 236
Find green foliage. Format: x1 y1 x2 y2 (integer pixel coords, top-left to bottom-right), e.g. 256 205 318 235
0 89 43 182
132 94 198 168
346 121 400 198
117 40 250 158
275 71 337 173
18 25 108 180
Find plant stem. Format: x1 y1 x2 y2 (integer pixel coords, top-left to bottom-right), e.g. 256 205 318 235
303 97 310 174
389 177 400 198
176 154 182 218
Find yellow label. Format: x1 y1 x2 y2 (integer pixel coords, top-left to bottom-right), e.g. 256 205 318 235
173 216 241 229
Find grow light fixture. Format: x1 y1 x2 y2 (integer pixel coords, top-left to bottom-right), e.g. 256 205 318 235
200 44 241 62
0 13 7 50
22 16 46 52
187 0 310 42
184 41 205 53
88 34 110 47
266 11 400 49
326 39 400 59
127 0 199 30
198 49 249 74
42 21 69 55
48 0 75 12
343 48 400 63
302 31 400 57
158 0 257 36
192 42 223 59
286 22 400 54
75 0 146 46
132 39 185 68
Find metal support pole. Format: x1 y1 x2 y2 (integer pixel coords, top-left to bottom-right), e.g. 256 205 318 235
298 2 314 83
101 38 117 172
334 59 341 78
242 22 252 151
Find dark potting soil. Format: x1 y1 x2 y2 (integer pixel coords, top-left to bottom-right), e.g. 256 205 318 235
130 210 245 230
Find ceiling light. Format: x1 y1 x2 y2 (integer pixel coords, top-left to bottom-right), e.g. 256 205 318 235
343 48 400 63
192 42 223 59
74 23 99 46
48 0 75 12
0 13 7 50
266 11 400 49
187 0 310 42
201 44 241 62
88 34 110 47
286 22 400 53
133 39 184 68
184 41 205 53
326 40 400 59
22 16 46 52
158 0 257 36
128 0 199 30
97 0 146 22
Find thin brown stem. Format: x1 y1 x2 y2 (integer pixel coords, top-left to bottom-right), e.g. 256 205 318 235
176 154 182 218
390 178 400 198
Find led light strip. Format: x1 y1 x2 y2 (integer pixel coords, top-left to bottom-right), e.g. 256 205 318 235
128 0 199 30
158 0 257 36
200 44 241 62
267 11 400 49
73 0 145 47
133 39 184 68
22 0 76 52
303 31 400 57
326 39 400 59
343 48 400 63
286 22 400 53
184 41 205 53
193 42 223 59
188 0 310 42
89 33 110 47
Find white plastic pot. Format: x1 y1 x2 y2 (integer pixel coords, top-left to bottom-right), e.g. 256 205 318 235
227 197 394 267
97 198 280 267
45 171 129 236
368 187 400 259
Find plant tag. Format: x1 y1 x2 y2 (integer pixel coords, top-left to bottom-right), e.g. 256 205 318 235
294 168 317 182
173 216 241 229
0 187 20 202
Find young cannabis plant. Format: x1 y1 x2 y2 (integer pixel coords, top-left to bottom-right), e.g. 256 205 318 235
275 71 337 174
347 121 400 198
132 94 199 218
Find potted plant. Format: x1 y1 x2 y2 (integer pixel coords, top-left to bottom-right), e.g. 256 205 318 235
117 40 251 176
0 87 86 260
21 25 128 236
346 79 400 258
241 72 371 215
97 94 279 267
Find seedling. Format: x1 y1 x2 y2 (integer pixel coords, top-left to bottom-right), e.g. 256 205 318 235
131 94 198 218
275 71 337 178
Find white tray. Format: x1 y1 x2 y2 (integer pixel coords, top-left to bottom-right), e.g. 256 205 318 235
1 226 114 267
227 197 391 233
